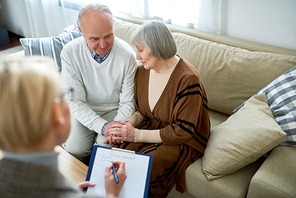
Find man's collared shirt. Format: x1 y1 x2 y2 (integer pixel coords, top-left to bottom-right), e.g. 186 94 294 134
89 46 112 64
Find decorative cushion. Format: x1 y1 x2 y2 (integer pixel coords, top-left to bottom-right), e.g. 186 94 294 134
256 65 296 146
234 65 296 146
20 25 81 71
202 93 287 180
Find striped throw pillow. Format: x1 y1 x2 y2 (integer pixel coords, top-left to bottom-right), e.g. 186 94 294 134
20 25 81 72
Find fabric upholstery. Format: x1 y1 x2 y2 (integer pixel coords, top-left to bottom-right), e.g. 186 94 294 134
113 19 140 52
208 110 229 128
172 32 296 115
258 69 296 146
171 157 264 198
247 146 296 198
202 93 286 180
235 65 296 146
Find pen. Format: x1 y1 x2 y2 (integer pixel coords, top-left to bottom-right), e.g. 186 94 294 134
111 161 119 184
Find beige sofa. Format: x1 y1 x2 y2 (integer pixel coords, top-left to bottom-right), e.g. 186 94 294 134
112 18 296 198
17 17 296 198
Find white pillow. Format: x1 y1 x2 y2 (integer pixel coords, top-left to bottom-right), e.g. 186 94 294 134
202 93 287 180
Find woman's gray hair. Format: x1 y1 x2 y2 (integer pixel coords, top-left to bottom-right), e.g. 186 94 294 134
78 2 113 27
131 20 177 60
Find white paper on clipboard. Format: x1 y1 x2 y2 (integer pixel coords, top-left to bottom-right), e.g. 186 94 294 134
85 145 153 198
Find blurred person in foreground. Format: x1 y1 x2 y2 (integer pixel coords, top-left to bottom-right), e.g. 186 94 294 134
0 56 126 198
104 20 210 198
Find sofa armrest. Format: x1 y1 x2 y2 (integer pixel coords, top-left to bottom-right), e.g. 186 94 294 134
247 146 296 198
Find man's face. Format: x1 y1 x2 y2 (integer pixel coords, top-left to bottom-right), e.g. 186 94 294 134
79 11 114 55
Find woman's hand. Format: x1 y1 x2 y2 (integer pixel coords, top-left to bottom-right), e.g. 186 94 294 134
105 161 127 197
108 121 136 143
77 181 96 191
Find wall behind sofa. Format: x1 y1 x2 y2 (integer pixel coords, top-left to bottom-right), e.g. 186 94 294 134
0 0 295 50
221 0 296 51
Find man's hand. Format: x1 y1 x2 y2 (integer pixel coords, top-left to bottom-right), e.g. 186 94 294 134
103 121 120 136
103 121 121 144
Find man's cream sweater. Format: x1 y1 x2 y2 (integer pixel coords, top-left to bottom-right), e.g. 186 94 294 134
61 37 138 134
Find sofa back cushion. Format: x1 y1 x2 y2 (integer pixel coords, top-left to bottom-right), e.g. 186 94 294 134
173 32 296 115
113 18 296 115
114 19 140 52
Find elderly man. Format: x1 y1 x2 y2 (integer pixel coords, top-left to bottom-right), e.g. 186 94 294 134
61 3 137 164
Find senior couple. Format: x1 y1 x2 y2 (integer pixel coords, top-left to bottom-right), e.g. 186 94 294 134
62 2 210 198
0 2 210 198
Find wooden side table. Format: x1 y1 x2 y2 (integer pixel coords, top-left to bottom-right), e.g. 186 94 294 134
55 146 88 185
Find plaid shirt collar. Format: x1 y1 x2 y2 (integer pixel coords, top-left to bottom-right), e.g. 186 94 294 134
88 45 112 64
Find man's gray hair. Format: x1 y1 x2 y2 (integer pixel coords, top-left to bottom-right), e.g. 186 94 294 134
131 20 177 60
78 2 113 27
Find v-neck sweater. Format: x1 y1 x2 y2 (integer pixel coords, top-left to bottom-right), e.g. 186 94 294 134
131 62 177 143
61 37 138 133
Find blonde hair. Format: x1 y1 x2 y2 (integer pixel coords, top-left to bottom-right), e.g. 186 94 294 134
0 56 62 151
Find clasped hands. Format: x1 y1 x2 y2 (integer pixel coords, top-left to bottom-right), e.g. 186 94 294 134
103 121 136 144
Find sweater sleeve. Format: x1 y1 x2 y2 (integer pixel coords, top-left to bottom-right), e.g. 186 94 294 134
135 129 162 143
113 49 138 122
127 111 145 127
60 51 107 134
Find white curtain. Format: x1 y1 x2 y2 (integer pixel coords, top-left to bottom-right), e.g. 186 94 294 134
23 0 78 38
21 0 221 38
99 0 222 34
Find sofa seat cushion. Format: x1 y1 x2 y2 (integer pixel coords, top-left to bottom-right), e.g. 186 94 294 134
247 146 296 198
208 109 229 128
174 157 264 198
172 32 296 115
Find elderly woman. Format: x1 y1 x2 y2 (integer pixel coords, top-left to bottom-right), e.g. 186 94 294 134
0 56 126 198
104 20 210 198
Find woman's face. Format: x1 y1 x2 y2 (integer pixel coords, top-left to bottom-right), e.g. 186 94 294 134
135 44 158 70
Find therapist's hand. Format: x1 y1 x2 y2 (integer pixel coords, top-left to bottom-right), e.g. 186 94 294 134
105 161 127 197
77 181 96 191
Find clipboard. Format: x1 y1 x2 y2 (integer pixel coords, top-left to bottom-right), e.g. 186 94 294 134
84 145 153 198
